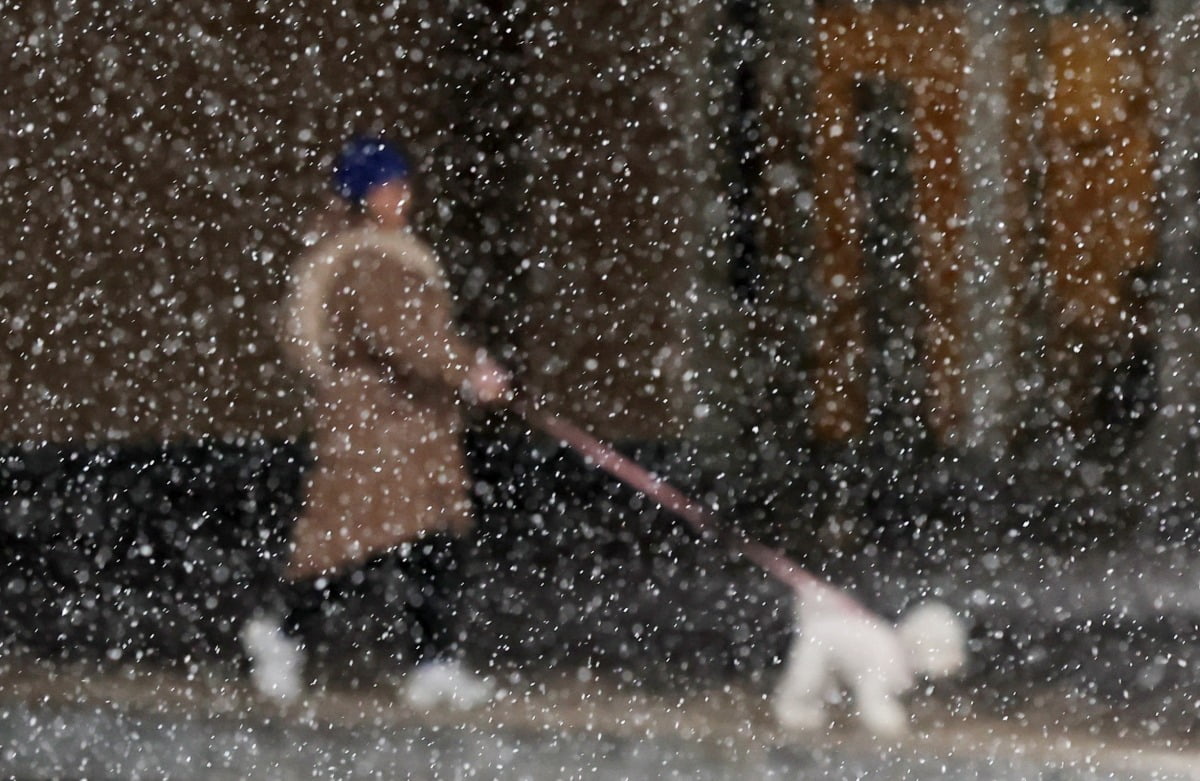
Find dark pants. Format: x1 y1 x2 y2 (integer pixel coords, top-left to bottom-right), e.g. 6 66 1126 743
276 533 471 665
262 522 795 682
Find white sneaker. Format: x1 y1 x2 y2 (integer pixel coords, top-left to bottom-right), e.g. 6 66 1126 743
240 616 304 703
404 659 495 711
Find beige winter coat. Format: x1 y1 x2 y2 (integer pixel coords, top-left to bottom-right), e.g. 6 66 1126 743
280 225 485 580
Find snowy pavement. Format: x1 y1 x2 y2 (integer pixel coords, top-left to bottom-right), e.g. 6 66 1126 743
0 658 1196 780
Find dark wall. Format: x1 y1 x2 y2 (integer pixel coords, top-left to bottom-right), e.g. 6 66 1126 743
1 1 723 445
2 2 512 442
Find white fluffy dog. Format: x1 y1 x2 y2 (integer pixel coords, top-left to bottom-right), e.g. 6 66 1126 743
773 589 967 736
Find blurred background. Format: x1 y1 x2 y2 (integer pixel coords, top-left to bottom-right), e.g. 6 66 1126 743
4 0 1200 689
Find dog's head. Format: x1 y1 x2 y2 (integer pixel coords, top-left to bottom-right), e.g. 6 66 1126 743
896 601 968 678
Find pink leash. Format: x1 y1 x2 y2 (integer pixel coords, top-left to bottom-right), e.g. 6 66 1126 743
511 399 868 616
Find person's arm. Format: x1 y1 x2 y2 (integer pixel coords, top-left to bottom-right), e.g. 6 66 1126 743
346 251 508 400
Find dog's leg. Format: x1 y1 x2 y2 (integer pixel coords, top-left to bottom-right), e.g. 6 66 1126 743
773 631 830 731
852 678 908 736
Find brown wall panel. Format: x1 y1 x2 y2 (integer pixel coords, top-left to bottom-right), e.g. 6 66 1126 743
1041 14 1157 334
806 4 968 444
2 3 476 443
2 2 718 445
514 2 717 438
1037 12 1158 432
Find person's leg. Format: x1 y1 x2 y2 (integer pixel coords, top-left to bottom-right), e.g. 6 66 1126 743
243 553 416 700
400 532 496 709
402 534 468 662
240 564 308 702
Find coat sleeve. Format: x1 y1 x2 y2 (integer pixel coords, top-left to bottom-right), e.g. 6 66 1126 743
343 250 482 391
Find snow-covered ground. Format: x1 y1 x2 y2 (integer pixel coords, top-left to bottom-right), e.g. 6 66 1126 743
0 656 1196 780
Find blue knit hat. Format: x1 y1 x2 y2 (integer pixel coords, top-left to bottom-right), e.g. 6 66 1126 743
331 135 410 205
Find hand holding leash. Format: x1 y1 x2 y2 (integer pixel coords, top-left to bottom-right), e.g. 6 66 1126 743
468 356 515 405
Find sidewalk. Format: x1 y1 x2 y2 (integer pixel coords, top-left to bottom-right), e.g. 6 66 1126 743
0 657 1196 780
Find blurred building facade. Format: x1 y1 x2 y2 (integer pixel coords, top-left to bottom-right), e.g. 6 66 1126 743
4 0 1200 531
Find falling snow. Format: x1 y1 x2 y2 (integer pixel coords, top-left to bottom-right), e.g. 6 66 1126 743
4 0 1200 778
